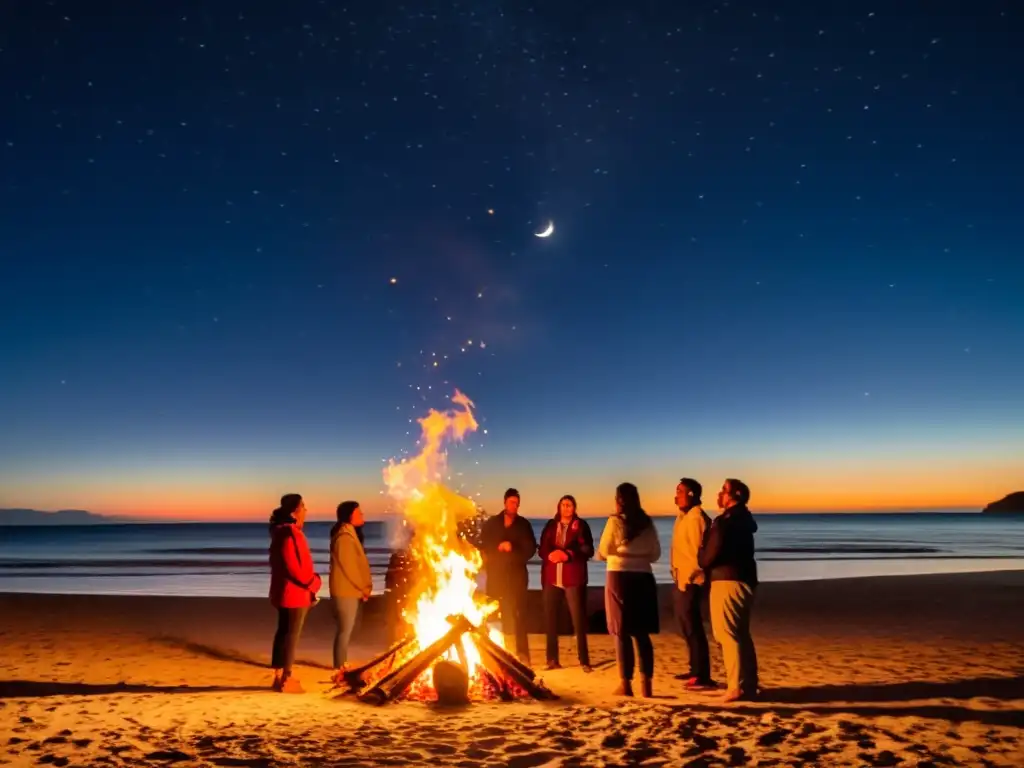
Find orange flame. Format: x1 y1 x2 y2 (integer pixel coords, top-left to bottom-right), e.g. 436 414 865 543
383 390 502 687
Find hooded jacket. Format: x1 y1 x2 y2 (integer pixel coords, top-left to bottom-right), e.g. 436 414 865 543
538 513 594 589
269 522 322 608
698 504 759 586
329 522 373 599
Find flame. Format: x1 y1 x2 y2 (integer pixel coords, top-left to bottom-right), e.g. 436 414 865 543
383 390 502 690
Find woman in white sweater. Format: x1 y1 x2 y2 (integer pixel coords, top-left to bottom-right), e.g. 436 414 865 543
596 482 662 697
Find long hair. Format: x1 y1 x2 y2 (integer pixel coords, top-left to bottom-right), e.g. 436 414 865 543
555 494 577 519
269 493 302 532
335 500 364 545
615 482 652 542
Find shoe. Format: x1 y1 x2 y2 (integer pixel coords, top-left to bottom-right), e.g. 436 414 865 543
684 677 716 690
673 672 694 681
581 665 593 674
545 661 562 671
640 677 653 698
279 676 305 694
721 688 757 703
271 676 283 692
613 680 634 697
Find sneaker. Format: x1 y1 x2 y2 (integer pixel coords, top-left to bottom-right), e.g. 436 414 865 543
271 676 284 692
613 680 634 697
580 664 593 674
684 677 716 690
545 661 562 671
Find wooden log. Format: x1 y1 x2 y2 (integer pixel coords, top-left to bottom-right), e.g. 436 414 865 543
342 633 416 691
475 641 558 701
432 660 470 705
470 627 538 682
359 615 474 704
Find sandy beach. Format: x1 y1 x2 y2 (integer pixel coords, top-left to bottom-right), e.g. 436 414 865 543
2 571 1022 768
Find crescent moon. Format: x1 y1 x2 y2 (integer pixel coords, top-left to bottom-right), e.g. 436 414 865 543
534 221 554 238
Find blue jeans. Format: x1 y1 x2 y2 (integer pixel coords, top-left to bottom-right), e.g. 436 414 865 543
332 596 361 668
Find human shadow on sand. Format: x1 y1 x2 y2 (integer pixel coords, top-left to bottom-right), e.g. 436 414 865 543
0 680 269 699
761 674 1024 705
678 675 1024 727
151 635 331 671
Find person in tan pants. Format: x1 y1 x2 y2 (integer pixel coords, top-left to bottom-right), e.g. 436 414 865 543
698 479 759 702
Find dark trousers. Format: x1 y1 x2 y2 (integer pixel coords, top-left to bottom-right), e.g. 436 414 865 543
543 585 590 666
674 583 712 682
615 633 654 681
271 606 308 674
498 587 530 662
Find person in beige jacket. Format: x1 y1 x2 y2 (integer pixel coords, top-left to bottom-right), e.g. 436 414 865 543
670 477 714 688
329 501 372 682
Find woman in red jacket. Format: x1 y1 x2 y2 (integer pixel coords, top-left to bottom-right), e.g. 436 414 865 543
268 493 321 692
538 494 594 672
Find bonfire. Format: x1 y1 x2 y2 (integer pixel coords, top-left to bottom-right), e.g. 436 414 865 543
337 391 555 705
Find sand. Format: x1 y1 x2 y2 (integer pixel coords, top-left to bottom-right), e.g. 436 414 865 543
1 571 1023 767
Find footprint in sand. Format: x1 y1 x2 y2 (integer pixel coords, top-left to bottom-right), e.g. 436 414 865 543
505 752 560 768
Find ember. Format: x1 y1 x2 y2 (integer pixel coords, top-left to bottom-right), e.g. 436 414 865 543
338 391 556 705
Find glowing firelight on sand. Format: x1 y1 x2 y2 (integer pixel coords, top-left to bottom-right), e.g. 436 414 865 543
382 390 503 690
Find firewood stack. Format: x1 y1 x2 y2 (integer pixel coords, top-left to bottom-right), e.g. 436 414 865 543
336 614 558 705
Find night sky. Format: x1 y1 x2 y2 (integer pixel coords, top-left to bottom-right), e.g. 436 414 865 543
2 1 1022 519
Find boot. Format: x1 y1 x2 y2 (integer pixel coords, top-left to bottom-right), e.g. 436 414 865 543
613 679 634 697
279 675 305 694
640 677 653 698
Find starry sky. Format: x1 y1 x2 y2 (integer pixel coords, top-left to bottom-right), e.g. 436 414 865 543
2 1 1022 520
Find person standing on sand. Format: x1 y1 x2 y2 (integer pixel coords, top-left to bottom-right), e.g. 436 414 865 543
480 488 537 664
329 500 373 684
384 527 423 644
538 494 595 672
596 482 662 698
699 478 760 702
671 477 715 689
268 493 321 693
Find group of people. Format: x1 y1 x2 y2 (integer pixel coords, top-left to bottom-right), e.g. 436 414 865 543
267 495 372 693
265 476 760 703
477 479 759 702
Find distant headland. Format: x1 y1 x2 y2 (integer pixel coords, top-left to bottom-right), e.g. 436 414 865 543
0 509 129 526
981 492 1024 514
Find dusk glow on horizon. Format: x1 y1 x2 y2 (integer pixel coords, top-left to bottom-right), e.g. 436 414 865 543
2 2 1022 521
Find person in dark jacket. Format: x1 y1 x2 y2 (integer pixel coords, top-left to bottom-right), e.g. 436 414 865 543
480 488 537 663
268 493 322 693
538 494 594 672
699 478 759 702
384 528 424 644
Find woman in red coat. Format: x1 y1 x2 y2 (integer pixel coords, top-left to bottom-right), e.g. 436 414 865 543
268 493 321 692
538 494 595 672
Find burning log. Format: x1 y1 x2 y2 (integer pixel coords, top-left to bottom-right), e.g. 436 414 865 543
341 634 416 690
473 629 558 702
345 613 557 705
358 615 474 704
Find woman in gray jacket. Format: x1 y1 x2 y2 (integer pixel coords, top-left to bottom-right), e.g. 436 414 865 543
329 501 372 683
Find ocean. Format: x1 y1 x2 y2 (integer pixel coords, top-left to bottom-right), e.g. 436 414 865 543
1 513 1023 599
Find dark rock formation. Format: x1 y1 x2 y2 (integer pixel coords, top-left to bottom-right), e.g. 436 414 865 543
982 492 1024 514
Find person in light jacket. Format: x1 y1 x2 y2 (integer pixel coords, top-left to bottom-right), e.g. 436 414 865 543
538 494 595 672
268 493 321 693
670 477 714 688
699 478 759 702
596 482 662 698
329 500 372 683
